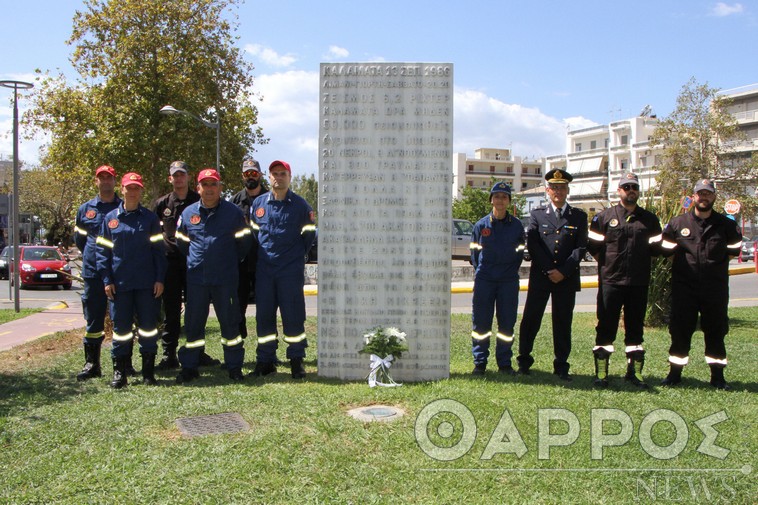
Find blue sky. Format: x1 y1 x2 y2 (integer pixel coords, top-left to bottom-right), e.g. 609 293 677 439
1 0 757 177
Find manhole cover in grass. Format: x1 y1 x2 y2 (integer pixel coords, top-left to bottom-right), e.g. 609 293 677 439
175 412 250 437
347 405 405 422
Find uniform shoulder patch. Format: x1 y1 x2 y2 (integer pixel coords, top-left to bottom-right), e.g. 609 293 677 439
189 214 201 225
163 208 172 217
107 218 119 229
85 209 97 219
609 218 619 228
680 228 690 237
481 228 491 237
255 208 265 218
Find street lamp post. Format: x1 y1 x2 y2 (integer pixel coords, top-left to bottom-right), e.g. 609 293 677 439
160 105 220 171
0 80 34 312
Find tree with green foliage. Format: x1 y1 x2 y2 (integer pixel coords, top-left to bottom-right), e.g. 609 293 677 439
23 0 267 218
290 174 318 222
646 78 757 325
19 168 78 247
453 179 527 224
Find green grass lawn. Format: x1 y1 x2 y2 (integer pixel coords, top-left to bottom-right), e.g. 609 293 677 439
1 309 756 504
0 308 42 325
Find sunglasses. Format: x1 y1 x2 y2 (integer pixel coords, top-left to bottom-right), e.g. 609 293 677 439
621 184 639 192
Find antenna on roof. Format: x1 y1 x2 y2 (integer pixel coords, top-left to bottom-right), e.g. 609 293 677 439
639 105 652 117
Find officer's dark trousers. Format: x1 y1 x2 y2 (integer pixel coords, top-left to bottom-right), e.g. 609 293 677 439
110 288 160 358
81 277 108 344
237 258 256 339
668 282 728 363
160 257 186 349
255 268 307 363
517 286 576 374
180 282 244 369
472 277 518 367
595 284 648 348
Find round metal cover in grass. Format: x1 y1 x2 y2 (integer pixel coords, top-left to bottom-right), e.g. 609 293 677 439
347 405 405 422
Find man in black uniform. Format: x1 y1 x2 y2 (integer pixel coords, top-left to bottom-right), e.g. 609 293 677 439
660 178 742 390
151 161 218 369
230 158 268 340
587 173 662 388
517 169 587 381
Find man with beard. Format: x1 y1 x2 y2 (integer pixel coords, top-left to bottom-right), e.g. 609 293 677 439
230 158 268 340
660 179 742 390
587 173 662 389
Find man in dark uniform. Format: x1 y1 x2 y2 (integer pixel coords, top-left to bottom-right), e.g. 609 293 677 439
469 182 525 375
250 160 316 379
151 161 215 369
517 168 588 381
175 169 253 383
230 158 268 340
660 178 742 390
587 173 662 388
73 165 122 381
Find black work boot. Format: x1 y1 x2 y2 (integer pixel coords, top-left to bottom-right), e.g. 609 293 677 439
471 363 486 376
290 358 306 379
76 341 103 381
593 350 610 388
198 351 221 367
228 367 245 381
661 364 683 387
125 344 138 377
156 345 179 370
141 353 157 385
624 355 649 389
709 365 731 391
176 368 200 384
110 357 128 389
250 362 277 377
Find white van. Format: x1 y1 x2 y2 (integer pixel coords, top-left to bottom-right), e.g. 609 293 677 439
452 219 474 260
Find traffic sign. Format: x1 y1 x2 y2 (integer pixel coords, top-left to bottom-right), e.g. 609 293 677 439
681 196 693 210
724 199 741 215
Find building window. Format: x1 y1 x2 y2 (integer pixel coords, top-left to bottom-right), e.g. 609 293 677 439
490 166 495 173
620 159 628 170
575 142 582 152
621 135 628 145
495 153 501 160
506 165 513 173
590 140 597 149
467 180 473 187
467 165 473 172
639 156 647 167
521 182 528 189
522 166 528 174
604 138 609 148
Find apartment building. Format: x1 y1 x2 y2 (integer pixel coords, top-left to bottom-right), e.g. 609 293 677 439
452 147 543 199
720 84 758 159
543 115 661 214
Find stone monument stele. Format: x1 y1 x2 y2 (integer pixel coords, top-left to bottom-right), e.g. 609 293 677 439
317 62 454 381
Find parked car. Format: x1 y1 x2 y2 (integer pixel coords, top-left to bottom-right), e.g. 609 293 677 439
0 246 9 280
9 245 72 289
741 237 757 262
452 219 474 260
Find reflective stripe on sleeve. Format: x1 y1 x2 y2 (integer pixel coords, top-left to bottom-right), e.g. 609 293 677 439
648 234 662 244
588 230 605 242
471 331 491 340
258 334 277 344
235 228 252 239
221 336 243 347
175 231 191 243
74 226 88 236
470 243 482 251
283 333 307 344
149 233 164 243
668 355 689 365
661 239 677 250
515 244 525 252
251 223 261 231
301 224 317 234
185 339 206 349
95 236 114 248
727 241 742 249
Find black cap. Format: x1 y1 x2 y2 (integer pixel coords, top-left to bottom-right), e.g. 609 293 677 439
169 160 188 175
242 158 261 173
545 168 573 184
617 172 639 188
694 178 716 193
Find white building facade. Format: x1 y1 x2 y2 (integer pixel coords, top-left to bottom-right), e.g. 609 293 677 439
452 147 543 200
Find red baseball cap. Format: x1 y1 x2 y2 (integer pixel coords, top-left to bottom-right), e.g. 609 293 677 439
269 160 291 173
121 172 144 187
197 168 221 182
95 165 116 177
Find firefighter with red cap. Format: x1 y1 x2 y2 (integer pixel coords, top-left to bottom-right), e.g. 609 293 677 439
73 165 123 381
175 168 253 383
96 172 167 388
660 178 742 390
250 160 316 379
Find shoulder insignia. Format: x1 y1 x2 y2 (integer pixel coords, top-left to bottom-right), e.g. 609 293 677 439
255 208 265 218
85 209 97 219
189 214 201 225
163 208 172 217
481 228 491 237
107 218 119 229
609 218 619 228
680 228 690 237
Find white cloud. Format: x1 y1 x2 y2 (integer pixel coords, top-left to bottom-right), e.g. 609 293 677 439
710 2 744 16
325 45 349 59
245 44 298 67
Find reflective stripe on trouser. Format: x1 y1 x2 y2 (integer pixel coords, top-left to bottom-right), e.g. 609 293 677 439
668 282 728 365
81 277 108 343
110 288 161 357
182 281 243 369
255 269 307 362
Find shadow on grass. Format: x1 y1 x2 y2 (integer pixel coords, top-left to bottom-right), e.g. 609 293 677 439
0 369 87 419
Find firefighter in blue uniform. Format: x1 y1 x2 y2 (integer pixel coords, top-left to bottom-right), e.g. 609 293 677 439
587 173 663 388
175 168 253 383
517 168 588 381
660 178 742 390
250 160 316 379
96 172 167 388
73 165 122 381
151 161 220 369
469 182 525 376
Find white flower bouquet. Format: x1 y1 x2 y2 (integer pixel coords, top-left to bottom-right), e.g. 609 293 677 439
359 326 408 387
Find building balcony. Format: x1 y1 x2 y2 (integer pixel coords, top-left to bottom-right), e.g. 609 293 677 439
733 110 758 124
567 148 607 159
568 124 609 136
610 120 630 129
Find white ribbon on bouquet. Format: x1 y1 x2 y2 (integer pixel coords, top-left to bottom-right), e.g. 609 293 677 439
368 354 402 388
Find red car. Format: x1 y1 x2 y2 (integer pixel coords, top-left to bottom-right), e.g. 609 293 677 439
10 245 73 289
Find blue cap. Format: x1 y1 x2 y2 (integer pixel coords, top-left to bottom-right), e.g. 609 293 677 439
490 181 512 196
